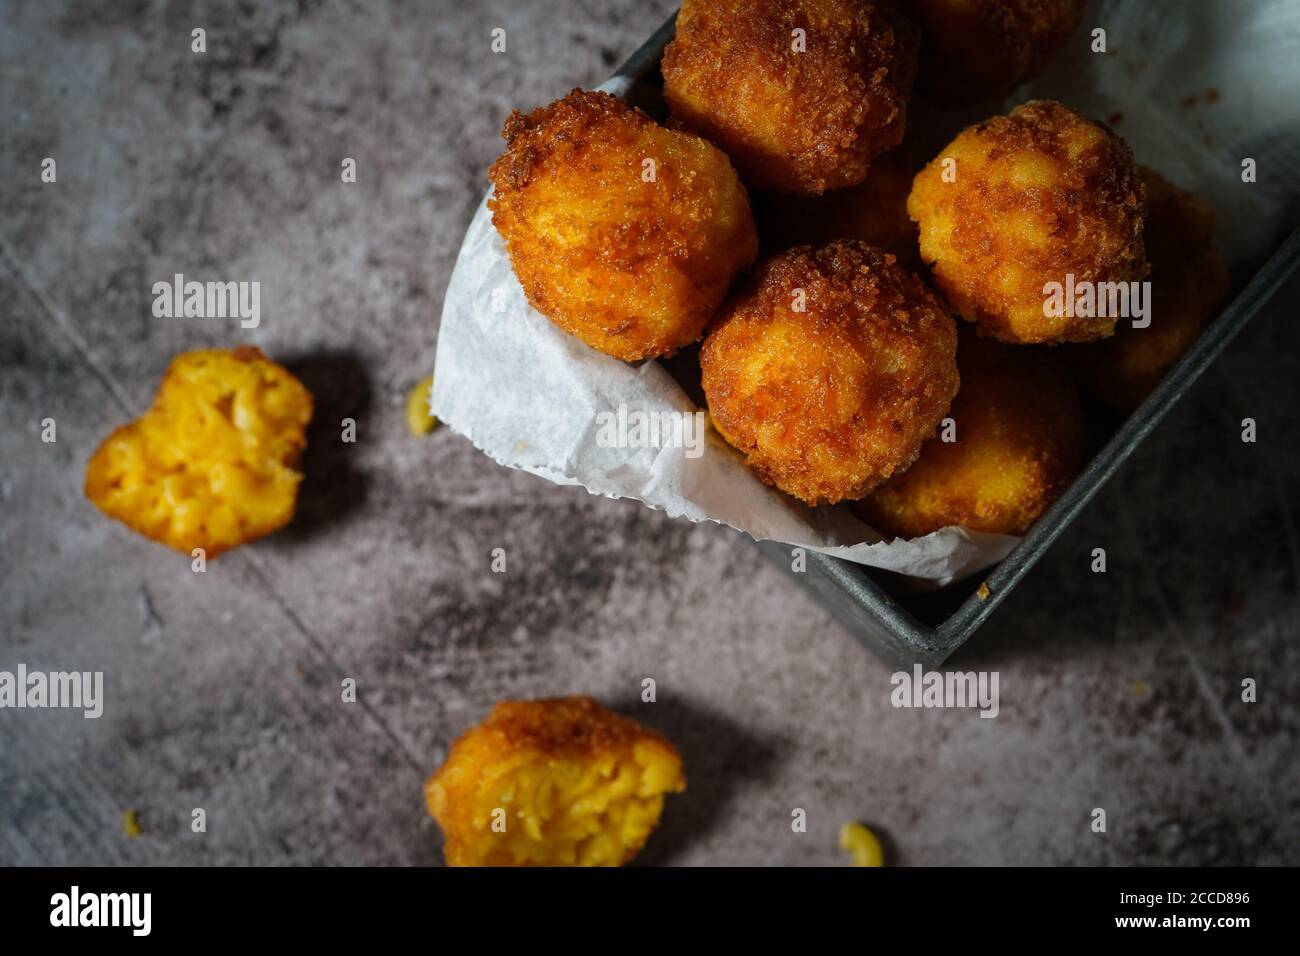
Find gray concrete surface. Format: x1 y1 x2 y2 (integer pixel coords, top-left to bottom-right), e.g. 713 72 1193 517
1 0 1297 866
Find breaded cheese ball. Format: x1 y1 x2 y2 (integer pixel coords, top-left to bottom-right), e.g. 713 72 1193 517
700 241 959 505
424 697 685 867
662 0 919 195
84 347 312 557
907 0 1088 103
858 332 1085 537
751 142 924 270
488 89 757 362
908 100 1147 344
1079 167 1231 411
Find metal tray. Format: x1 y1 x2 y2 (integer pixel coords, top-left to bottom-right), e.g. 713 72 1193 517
613 14 1300 667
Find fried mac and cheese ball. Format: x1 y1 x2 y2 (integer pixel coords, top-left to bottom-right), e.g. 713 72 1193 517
84 347 312 557
906 0 1088 103
701 241 959 505
857 333 1085 537
1079 167 1231 411
424 697 685 867
662 0 919 195
908 100 1147 344
752 142 924 270
488 89 757 362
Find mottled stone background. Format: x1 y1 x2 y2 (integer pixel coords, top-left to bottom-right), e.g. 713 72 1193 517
1 0 1296 866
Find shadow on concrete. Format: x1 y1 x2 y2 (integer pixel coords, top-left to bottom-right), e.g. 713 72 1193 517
613 694 790 866
278 350 372 544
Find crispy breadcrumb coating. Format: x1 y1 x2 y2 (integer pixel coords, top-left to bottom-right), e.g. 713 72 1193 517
908 100 1147 344
1078 167 1231 411
662 0 919 195
701 240 959 505
906 0 1087 103
488 89 757 362
84 347 312 557
857 332 1085 537
425 697 685 867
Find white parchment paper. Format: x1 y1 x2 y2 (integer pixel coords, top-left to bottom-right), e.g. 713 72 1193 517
433 0 1300 584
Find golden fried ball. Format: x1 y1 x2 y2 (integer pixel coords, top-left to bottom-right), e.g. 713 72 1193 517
84 347 312 558
751 142 924 270
1078 167 1231 411
906 0 1088 103
424 697 685 867
662 0 919 196
488 89 757 362
908 100 1147 344
857 332 1085 537
701 240 959 505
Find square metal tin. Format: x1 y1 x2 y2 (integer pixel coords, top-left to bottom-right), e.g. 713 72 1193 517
612 14 1300 667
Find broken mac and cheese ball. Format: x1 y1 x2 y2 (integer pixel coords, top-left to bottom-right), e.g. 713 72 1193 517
425 696 685 867
662 0 919 195
488 89 758 362
84 347 312 558
908 100 1147 344
701 241 959 506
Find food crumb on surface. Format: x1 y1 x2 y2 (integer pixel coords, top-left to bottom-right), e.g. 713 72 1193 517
122 809 142 838
840 821 885 867
976 582 992 601
406 375 437 436
1131 680 1150 696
